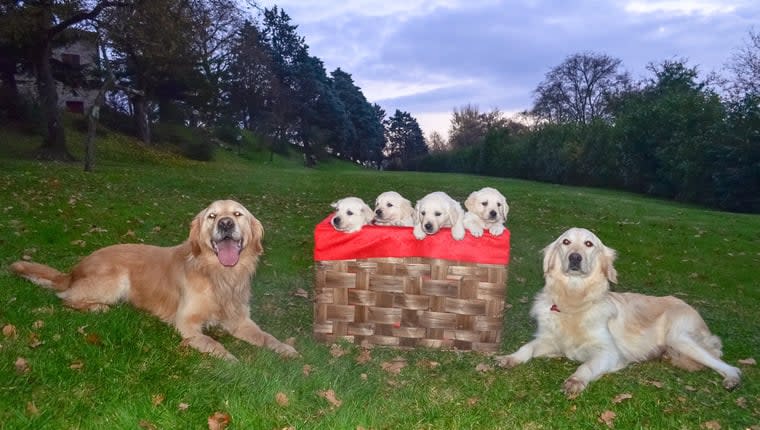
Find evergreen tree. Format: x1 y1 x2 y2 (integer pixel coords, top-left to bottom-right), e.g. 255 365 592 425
385 110 428 169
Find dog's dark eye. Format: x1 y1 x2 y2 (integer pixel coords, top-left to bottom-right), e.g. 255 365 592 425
387 203 393 208
562 238 570 245
497 202 502 207
481 201 488 206
420 211 426 216
347 210 354 216
434 211 442 217
208 213 216 219
584 241 594 247
233 211 242 217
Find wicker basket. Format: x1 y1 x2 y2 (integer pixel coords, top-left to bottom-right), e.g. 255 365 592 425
313 217 509 352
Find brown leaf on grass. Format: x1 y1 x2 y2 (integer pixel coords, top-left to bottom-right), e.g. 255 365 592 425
2 324 17 338
598 410 616 428
467 397 479 406
293 288 309 299
138 420 157 430
275 392 289 407
21 254 33 261
644 379 664 388
31 320 44 330
355 349 372 364
417 359 440 369
685 385 697 392
475 363 493 373
26 401 40 416
85 332 103 345
69 360 84 371
317 389 342 408
302 364 313 376
28 332 43 349
207 411 231 430
360 373 368 381
70 239 86 247
122 230 136 239
151 394 165 407
178 402 190 411
612 393 633 404
77 325 89 335
735 397 747 408
738 357 756 366
381 357 407 375
702 420 721 430
330 343 347 358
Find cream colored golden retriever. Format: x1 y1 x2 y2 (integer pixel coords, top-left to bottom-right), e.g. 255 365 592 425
463 187 508 237
495 227 740 397
373 191 414 226
330 197 373 233
10 200 298 361
413 191 465 240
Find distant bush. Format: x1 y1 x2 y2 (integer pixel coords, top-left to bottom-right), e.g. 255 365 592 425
153 122 214 161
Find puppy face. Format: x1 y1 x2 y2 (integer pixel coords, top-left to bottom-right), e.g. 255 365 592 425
415 192 460 235
542 227 617 283
189 199 263 267
374 191 413 225
331 197 373 233
465 187 508 224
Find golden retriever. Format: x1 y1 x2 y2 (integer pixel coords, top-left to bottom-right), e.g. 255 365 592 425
330 197 373 233
9 200 298 361
463 187 509 237
373 191 414 226
413 191 465 240
495 227 740 397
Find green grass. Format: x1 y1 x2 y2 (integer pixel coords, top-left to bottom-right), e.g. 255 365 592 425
0 123 758 429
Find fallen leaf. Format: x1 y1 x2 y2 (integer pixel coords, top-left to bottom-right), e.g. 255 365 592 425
302 364 313 376
178 402 190 411
138 420 157 430
417 360 440 369
317 389 342 408
207 411 231 430
69 360 84 371
276 392 289 407
28 332 43 349
738 357 756 366
293 288 309 299
85 333 102 345
31 320 44 329
330 343 347 358
467 397 479 406
381 357 407 375
598 410 616 428
355 349 372 364
26 402 39 416
684 385 697 392
735 397 747 408
360 373 368 381
702 420 721 430
152 226 162 233
2 324 17 338
612 393 633 404
15 357 30 374
151 394 165 407
70 239 86 247
77 325 89 335
475 363 493 373
644 379 664 388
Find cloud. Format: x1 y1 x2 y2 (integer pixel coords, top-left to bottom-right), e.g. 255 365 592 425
624 1 741 16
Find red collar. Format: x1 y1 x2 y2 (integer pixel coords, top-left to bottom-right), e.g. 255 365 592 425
550 304 560 312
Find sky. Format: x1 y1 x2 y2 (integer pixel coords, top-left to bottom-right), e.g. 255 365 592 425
257 1 759 139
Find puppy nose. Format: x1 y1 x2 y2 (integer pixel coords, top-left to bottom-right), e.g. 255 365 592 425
424 222 433 231
218 217 234 232
375 209 383 216
333 216 342 226
568 252 582 268
489 210 497 218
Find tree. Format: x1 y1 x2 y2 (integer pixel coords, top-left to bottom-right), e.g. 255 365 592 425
427 131 449 153
725 27 760 99
330 68 384 166
1 1 128 159
532 52 630 125
385 110 427 169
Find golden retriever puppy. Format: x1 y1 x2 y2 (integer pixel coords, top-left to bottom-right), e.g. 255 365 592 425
495 227 740 397
330 197 373 233
413 191 465 240
10 200 298 361
373 191 414 226
463 187 509 237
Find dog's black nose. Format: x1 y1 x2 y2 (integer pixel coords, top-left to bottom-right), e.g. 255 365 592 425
568 252 582 269
333 216 341 226
489 210 497 218
218 217 235 232
424 222 433 232
375 209 383 216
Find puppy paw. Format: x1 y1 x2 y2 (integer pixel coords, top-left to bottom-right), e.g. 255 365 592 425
562 376 587 397
275 342 300 358
489 224 505 236
494 354 521 368
452 225 465 240
468 226 484 237
413 226 426 240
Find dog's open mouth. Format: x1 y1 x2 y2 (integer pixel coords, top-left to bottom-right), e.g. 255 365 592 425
212 237 243 267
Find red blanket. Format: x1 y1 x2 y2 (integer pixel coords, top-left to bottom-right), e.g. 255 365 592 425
313 215 510 265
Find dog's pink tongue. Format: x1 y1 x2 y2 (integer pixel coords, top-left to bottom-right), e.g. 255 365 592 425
216 240 240 267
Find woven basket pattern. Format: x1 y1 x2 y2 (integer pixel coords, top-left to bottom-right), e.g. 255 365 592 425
314 257 507 352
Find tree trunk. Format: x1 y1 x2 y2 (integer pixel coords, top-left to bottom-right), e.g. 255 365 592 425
84 78 112 172
0 59 21 121
35 40 73 161
133 94 151 145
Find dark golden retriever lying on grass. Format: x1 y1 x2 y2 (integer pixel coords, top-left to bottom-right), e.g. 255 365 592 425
10 200 297 361
495 227 740 397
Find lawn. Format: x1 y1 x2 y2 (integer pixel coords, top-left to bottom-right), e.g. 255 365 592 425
0 124 758 429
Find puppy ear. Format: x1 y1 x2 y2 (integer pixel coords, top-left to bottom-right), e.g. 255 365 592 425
500 196 509 220
542 239 558 274
449 200 463 225
189 214 202 257
361 202 374 224
249 215 264 255
401 198 414 218
601 245 618 284
330 200 340 209
413 201 421 224
464 191 478 212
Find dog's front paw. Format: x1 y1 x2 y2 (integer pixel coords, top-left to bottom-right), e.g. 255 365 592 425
494 354 522 368
452 225 465 240
489 224 505 236
468 226 484 237
275 342 300 358
562 376 587 398
413 226 426 240
723 367 741 390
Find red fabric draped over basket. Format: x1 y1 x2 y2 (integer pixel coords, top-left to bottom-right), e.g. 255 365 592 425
313 215 510 264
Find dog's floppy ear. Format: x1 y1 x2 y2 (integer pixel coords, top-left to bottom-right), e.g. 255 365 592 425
499 194 509 220
401 197 414 218
542 238 559 274
249 215 264 255
464 191 478 212
189 213 203 257
361 202 373 224
601 245 618 284
448 198 463 226
413 200 421 224
330 200 340 210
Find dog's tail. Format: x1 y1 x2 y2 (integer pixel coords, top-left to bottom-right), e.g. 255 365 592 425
9 261 71 291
